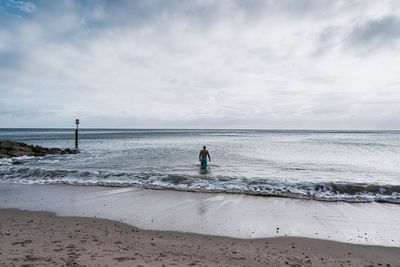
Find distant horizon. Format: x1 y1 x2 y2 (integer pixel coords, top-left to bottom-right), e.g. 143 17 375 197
1 127 399 131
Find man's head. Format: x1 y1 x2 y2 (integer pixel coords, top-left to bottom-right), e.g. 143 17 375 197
203 146 206 149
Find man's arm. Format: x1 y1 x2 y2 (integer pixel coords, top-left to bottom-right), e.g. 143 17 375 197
207 152 211 161
199 151 202 161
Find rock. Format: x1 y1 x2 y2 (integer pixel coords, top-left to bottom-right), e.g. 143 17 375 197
0 140 79 159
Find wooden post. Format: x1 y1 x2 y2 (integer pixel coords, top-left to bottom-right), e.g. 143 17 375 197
75 119 79 149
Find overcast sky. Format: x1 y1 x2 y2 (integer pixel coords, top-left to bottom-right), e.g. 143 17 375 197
1 0 400 129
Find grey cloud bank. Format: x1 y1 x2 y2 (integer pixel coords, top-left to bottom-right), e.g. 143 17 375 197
348 16 400 52
1 0 400 129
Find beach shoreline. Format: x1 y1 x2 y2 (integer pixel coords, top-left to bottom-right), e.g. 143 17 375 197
1 184 400 246
1 208 399 266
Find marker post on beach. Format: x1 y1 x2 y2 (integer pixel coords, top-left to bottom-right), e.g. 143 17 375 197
75 119 79 149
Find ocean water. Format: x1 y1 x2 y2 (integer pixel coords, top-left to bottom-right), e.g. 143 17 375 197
1 129 400 203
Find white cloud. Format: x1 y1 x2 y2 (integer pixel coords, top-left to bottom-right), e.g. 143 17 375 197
10 87 31 96
0 0 400 129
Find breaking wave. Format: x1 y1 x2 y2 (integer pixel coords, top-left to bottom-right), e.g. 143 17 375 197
1 166 399 204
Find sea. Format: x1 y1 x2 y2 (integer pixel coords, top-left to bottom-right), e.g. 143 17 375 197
1 128 399 204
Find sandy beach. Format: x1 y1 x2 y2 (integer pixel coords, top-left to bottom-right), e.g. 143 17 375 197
0 184 400 266
1 184 400 246
1 208 399 266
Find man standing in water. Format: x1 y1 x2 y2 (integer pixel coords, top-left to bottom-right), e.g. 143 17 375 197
199 146 211 167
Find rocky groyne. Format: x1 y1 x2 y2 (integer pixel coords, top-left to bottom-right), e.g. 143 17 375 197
0 140 78 158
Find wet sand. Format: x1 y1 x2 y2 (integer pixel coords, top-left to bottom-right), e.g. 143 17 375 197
1 184 400 246
1 208 399 266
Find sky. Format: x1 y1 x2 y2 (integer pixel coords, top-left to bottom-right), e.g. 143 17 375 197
1 0 400 129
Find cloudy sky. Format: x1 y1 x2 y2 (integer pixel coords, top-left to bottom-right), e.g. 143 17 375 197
1 0 400 129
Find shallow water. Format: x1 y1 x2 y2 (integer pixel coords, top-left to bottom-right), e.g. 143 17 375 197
1 129 400 203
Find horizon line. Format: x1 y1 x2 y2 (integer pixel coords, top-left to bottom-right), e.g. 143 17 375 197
0 127 399 131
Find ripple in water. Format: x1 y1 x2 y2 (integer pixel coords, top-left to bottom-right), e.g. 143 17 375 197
1 129 400 203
